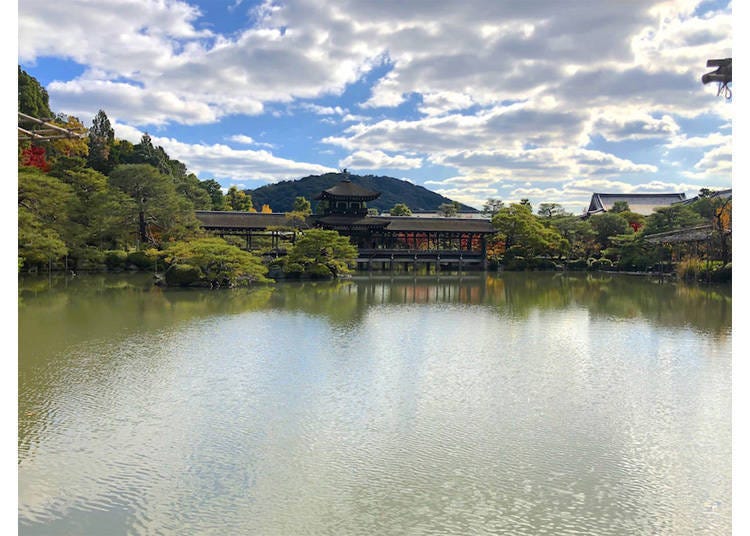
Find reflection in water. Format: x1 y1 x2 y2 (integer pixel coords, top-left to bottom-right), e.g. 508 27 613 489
19 273 731 535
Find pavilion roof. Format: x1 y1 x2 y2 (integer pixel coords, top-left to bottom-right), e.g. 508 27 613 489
314 179 381 201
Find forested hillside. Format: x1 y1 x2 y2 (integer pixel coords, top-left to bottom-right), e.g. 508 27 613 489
249 172 478 213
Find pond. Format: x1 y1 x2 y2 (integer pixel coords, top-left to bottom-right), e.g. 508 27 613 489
19 272 732 535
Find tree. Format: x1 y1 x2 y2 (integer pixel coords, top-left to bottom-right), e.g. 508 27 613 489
109 164 198 247
261 204 273 213
18 168 74 267
618 210 646 233
225 186 253 211
160 237 270 287
18 66 53 118
53 167 135 252
292 196 312 215
537 203 567 219
198 179 228 210
610 201 630 213
124 133 171 175
549 216 597 259
437 201 459 217
19 146 50 172
284 229 358 278
492 203 563 261
481 198 504 217
87 109 116 174
589 212 632 248
174 173 212 210
389 203 412 216
47 115 89 171
643 204 702 236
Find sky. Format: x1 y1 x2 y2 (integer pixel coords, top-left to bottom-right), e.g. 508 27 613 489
17 0 733 213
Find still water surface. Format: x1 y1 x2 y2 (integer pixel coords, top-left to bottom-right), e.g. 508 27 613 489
19 273 731 535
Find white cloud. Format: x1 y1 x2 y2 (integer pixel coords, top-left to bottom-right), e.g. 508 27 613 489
339 150 422 170
227 134 275 148
153 136 336 183
105 124 336 183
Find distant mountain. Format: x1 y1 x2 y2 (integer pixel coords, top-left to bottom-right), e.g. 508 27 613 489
248 172 478 213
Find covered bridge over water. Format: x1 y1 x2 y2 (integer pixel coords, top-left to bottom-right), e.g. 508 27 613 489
196 179 496 270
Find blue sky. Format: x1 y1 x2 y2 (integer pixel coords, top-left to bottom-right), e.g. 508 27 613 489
18 0 733 213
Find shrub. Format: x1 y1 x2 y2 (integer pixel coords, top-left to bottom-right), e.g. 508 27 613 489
534 258 558 271
165 263 204 287
72 247 106 271
565 259 588 271
160 237 270 287
127 250 163 270
104 250 128 269
503 257 529 271
589 258 614 271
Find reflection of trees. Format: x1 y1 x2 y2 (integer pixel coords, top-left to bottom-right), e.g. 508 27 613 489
486 272 730 334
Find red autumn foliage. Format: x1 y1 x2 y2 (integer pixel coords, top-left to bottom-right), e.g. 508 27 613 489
21 146 50 172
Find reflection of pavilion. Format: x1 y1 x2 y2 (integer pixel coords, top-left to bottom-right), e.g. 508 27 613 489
196 179 496 270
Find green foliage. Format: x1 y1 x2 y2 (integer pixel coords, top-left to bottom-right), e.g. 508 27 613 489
127 250 163 270
292 196 312 215
174 173 212 210
492 203 564 262
610 201 630 213
160 238 270 287
284 229 358 278
87 109 116 174
481 198 504 217
109 164 199 246
18 66 52 118
602 234 660 272
589 258 614 271
565 258 589 271
589 212 632 247
389 203 412 216
104 250 128 269
537 203 568 218
198 179 229 210
549 216 597 259
643 204 703 235
437 201 460 217
225 185 253 211
165 263 204 287
18 168 75 267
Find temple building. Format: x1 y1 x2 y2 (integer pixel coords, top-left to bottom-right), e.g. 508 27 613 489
584 192 687 217
196 179 496 270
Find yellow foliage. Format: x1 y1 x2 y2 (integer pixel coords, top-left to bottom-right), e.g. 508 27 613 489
261 204 272 213
49 116 89 158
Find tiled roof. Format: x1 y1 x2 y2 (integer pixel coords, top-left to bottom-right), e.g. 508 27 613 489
195 211 306 230
586 193 686 216
314 180 381 201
